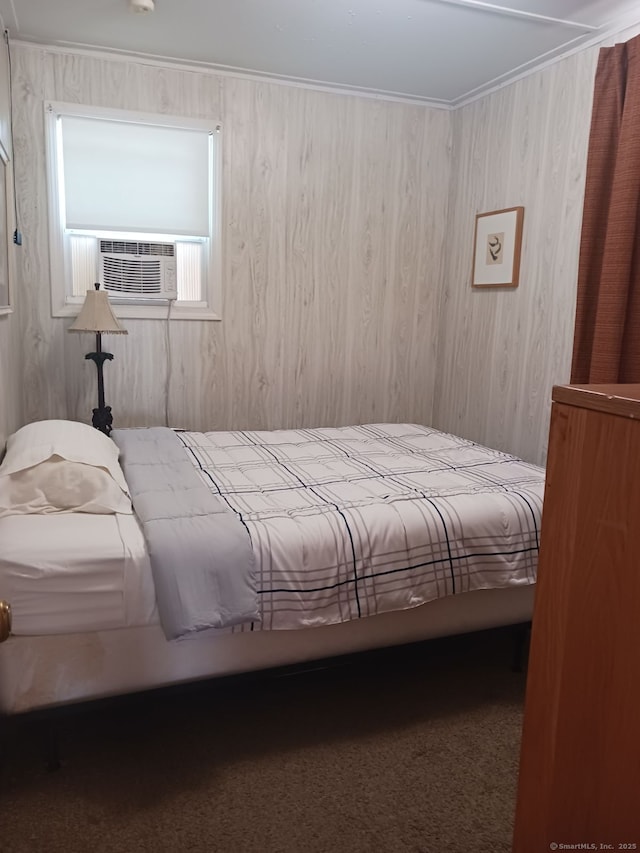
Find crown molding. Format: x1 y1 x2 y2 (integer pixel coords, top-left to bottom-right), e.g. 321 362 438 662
13 38 453 110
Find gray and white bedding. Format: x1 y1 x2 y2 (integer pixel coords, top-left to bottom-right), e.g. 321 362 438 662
144 423 544 637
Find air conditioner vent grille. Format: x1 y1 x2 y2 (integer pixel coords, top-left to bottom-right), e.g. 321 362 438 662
102 257 163 294
99 240 175 257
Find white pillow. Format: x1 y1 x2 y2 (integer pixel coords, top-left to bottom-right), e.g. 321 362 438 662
0 419 132 516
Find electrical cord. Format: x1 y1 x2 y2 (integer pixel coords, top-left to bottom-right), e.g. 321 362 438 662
164 298 175 427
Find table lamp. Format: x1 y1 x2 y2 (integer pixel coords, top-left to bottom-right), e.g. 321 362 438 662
68 282 128 435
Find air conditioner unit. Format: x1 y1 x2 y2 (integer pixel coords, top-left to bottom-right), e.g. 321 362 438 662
98 239 177 300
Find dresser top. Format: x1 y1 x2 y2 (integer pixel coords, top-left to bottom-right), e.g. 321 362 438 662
553 384 640 419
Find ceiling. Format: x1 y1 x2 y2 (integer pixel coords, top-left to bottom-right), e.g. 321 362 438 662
1 0 640 106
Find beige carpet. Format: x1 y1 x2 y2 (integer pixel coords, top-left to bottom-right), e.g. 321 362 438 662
0 627 526 853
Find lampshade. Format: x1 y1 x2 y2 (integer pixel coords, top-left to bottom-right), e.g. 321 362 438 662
68 287 128 335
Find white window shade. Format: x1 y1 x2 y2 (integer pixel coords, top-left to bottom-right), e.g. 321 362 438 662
60 116 211 237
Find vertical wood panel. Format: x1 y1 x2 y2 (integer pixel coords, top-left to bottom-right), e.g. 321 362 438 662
345 97 395 424
222 76 290 430
433 48 599 465
0 310 21 449
11 44 451 434
279 86 354 427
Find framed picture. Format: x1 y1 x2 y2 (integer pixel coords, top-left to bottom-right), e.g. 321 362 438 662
0 141 12 314
472 206 524 288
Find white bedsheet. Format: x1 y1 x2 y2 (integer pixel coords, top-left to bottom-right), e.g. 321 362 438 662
0 514 157 635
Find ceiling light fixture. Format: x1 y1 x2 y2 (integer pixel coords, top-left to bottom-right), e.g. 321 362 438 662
129 0 155 13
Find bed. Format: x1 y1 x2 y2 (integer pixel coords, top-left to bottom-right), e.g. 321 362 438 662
0 419 544 715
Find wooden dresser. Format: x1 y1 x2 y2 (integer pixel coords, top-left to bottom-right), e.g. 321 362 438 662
513 384 640 851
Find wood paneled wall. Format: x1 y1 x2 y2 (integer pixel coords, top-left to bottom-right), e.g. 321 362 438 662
8 40 626 464
0 39 22 449
11 44 452 433
432 48 599 465
0 308 20 450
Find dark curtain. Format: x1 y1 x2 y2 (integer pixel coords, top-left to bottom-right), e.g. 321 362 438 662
571 34 640 383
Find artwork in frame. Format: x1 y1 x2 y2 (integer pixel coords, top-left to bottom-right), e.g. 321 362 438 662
472 206 524 288
0 141 11 314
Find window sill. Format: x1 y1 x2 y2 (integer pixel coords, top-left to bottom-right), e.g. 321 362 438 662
53 302 221 321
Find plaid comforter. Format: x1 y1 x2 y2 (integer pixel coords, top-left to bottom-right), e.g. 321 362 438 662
176 424 545 631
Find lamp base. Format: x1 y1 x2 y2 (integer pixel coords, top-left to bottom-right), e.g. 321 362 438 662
92 406 113 436
85 346 115 436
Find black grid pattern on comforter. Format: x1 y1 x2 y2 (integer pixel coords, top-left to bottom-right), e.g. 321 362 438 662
176 424 545 631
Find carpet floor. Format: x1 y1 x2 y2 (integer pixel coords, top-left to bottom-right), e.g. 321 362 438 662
0 627 526 853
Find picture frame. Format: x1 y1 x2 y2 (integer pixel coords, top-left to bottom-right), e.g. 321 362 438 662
0 140 12 315
472 206 524 288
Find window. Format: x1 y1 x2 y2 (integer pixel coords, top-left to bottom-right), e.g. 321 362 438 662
45 102 221 320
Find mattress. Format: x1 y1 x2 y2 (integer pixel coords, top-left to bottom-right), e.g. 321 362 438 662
0 513 157 635
0 585 536 714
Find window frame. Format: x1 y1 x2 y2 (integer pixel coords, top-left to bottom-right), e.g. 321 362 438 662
0 140 13 316
45 101 222 321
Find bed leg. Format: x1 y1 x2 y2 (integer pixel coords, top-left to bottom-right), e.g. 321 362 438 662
0 722 7 769
43 722 61 772
511 622 531 673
